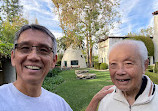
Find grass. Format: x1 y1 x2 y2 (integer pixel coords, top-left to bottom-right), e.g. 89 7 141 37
43 68 158 111
54 68 113 111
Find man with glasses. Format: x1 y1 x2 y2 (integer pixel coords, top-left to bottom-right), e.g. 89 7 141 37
0 24 72 111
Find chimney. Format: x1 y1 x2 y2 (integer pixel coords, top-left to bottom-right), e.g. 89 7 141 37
152 11 158 63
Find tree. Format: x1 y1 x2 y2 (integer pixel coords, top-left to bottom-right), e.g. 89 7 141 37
52 0 120 67
0 0 28 58
0 0 22 22
127 36 154 56
127 26 154 37
0 16 28 58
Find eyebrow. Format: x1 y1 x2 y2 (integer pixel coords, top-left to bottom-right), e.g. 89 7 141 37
123 57 135 62
17 41 52 48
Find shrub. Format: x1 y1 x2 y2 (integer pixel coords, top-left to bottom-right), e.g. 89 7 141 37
127 36 154 56
42 76 64 92
94 62 100 69
47 67 62 77
154 62 158 73
147 65 154 72
145 72 158 84
100 63 108 70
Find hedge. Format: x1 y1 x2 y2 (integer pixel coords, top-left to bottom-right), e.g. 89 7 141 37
155 62 158 73
94 62 100 70
127 36 154 56
100 63 108 70
145 72 158 84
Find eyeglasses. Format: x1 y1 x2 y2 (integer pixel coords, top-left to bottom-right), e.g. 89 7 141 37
15 43 54 56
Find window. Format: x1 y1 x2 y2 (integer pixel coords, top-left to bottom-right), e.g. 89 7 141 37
71 60 78 65
64 61 67 67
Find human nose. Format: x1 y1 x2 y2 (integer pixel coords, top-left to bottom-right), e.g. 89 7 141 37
116 64 126 75
27 47 40 61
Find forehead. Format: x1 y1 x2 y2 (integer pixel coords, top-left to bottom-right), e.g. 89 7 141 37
109 44 140 61
17 29 53 46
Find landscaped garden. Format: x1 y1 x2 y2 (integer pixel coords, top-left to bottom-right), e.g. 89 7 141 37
43 68 112 111
42 68 158 111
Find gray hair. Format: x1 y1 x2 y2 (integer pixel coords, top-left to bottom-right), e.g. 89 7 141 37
14 24 57 55
108 39 148 69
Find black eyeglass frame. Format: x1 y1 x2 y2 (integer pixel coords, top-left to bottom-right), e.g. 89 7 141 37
14 43 54 55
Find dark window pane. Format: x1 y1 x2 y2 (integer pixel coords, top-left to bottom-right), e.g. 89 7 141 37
71 60 78 65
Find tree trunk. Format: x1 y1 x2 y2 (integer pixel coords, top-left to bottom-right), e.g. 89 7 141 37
86 36 90 67
89 44 93 67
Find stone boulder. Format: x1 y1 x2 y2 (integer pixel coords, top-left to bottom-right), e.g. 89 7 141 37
75 70 96 79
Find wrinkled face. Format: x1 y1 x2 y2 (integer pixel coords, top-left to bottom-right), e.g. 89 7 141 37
109 44 144 93
11 29 57 85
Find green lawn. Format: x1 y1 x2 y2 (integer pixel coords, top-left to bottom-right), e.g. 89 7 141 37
43 68 158 111
54 69 113 111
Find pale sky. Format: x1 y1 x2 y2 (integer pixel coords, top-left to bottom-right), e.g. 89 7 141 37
19 0 158 38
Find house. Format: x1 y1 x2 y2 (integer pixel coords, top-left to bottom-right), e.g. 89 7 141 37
98 11 158 66
61 45 87 68
98 36 128 64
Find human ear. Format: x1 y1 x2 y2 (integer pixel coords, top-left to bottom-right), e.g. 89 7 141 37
11 50 16 67
144 59 149 70
51 55 57 69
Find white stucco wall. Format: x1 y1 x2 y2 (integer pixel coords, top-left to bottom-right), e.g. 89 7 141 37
153 14 158 62
98 39 109 63
98 37 124 65
61 46 87 68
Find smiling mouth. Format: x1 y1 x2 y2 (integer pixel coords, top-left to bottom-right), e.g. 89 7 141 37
117 79 130 82
25 66 41 70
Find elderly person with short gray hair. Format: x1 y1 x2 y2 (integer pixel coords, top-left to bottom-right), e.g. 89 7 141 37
86 40 158 111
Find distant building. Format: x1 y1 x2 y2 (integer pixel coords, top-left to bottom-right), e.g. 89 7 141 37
61 45 87 68
98 36 154 66
98 11 158 66
98 36 128 64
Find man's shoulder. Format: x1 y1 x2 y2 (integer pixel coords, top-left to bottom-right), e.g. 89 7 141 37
42 88 65 101
0 83 12 92
101 86 116 102
41 88 72 110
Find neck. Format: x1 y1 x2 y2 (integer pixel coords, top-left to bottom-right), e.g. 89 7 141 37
122 82 142 105
13 80 42 97
123 89 139 105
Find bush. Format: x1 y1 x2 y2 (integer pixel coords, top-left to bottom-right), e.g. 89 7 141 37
42 76 64 92
127 36 154 56
94 62 100 69
145 72 158 84
100 63 108 70
154 62 158 73
47 67 62 77
147 65 154 72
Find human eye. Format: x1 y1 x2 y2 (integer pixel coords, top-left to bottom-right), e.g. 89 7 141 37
40 47 49 52
19 45 30 53
124 61 133 67
38 46 51 55
109 62 117 69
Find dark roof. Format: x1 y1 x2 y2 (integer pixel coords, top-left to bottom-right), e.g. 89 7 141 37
98 36 129 42
152 11 158 15
98 36 153 43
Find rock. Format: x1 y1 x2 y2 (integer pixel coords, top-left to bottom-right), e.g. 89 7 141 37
75 70 96 79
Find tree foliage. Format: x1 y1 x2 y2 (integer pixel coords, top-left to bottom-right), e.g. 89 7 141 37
127 36 154 56
52 0 120 67
127 26 153 37
0 0 22 22
0 0 28 58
